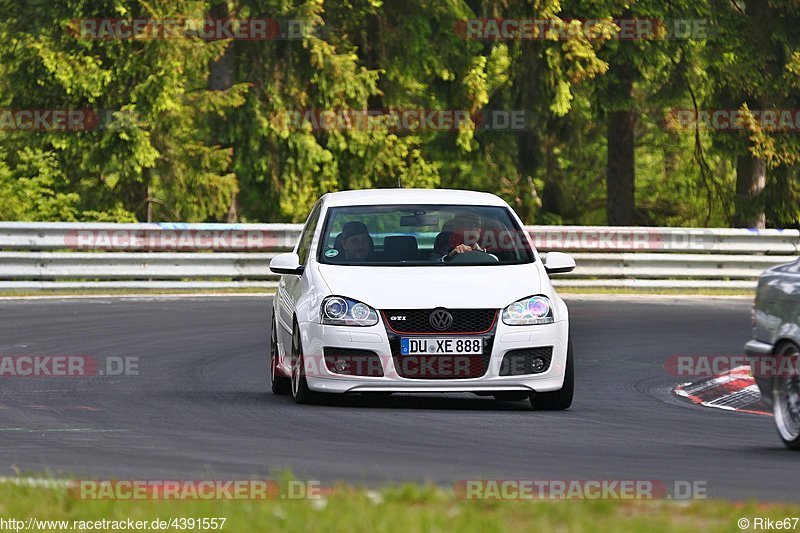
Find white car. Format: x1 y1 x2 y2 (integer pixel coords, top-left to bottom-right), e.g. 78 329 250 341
269 189 576 408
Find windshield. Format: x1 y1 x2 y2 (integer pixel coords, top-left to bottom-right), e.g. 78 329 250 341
317 204 534 266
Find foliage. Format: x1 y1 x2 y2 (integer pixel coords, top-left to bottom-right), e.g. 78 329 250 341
0 0 797 226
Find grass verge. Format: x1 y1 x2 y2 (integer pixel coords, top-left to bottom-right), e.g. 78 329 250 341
0 481 797 532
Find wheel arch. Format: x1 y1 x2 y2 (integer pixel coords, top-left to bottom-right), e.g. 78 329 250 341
773 338 800 355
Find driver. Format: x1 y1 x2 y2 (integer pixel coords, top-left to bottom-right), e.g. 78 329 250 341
436 213 485 260
340 221 374 261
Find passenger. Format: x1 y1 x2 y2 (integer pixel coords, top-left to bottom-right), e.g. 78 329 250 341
340 221 374 261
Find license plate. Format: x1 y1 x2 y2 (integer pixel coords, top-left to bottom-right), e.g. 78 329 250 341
400 337 483 355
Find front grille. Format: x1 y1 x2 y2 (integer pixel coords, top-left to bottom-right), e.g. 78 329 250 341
381 308 497 334
323 347 384 377
383 315 498 379
499 347 553 376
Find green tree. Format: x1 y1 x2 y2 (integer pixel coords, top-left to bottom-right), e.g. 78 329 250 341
707 0 800 228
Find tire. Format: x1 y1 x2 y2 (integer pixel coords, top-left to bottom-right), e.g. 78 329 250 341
290 324 319 405
530 339 574 411
493 392 530 402
771 342 800 450
269 317 291 395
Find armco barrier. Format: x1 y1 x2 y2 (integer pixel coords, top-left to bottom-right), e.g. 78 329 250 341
0 222 794 290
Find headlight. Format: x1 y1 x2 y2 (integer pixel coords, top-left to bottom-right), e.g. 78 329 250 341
502 295 554 325
321 296 378 326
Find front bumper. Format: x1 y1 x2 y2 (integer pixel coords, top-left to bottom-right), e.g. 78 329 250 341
296 319 569 394
745 339 775 405
745 339 774 356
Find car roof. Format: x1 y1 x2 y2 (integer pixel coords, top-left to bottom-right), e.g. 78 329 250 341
320 188 509 208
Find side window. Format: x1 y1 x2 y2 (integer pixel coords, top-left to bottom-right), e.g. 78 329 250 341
296 202 322 265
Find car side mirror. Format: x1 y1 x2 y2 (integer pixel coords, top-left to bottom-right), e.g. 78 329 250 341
544 252 575 274
270 252 305 275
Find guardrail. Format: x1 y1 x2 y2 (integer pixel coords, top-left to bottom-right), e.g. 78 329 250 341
0 222 795 291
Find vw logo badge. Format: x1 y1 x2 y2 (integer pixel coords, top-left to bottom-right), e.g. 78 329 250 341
429 309 454 331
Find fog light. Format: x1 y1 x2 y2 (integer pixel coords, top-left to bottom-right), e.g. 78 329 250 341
334 359 350 372
531 357 546 373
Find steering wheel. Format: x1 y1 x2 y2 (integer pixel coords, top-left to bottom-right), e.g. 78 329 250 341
445 250 499 264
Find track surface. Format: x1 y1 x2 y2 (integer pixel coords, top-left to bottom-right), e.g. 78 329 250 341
0 296 791 501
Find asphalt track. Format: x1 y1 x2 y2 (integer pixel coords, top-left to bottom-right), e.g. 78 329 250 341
0 296 792 501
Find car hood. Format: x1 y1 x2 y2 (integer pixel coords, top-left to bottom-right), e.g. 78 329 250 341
316 263 544 309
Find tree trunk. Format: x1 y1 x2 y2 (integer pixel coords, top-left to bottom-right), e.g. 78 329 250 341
513 41 543 223
733 153 766 228
541 133 562 215
208 3 234 92
606 64 635 226
226 191 238 222
732 0 769 229
663 130 680 182
208 1 238 222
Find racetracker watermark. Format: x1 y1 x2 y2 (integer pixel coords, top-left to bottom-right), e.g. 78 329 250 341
526 228 717 251
429 227 718 252
0 109 140 132
69 18 319 40
2 518 227 531
666 108 800 132
298 353 495 379
70 479 323 500
455 18 716 41
454 479 707 500
64 228 287 251
665 355 800 378
0 356 138 377
270 109 528 132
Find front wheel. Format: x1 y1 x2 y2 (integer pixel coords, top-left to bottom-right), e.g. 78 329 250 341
291 325 319 405
530 340 574 411
771 342 800 450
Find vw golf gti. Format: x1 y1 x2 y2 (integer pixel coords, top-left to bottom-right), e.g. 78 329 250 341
269 189 576 409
